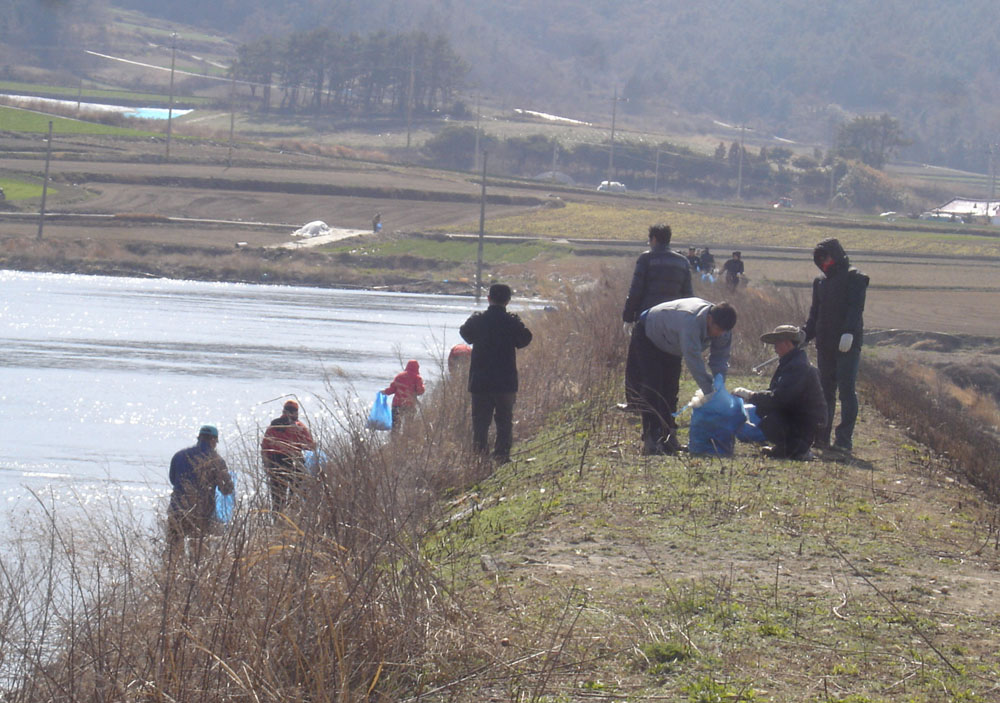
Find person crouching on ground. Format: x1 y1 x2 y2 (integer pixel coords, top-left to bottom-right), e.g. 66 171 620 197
733 325 827 461
261 399 316 513
383 359 425 431
635 298 737 455
459 283 533 464
167 424 234 561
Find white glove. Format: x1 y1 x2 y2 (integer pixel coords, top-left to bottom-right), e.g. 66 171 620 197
690 390 715 408
732 387 753 400
623 322 634 336
838 333 854 353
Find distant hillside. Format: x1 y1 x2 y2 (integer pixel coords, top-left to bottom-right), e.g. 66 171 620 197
9 0 1000 172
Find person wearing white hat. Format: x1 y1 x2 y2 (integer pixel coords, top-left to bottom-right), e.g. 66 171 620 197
733 325 827 460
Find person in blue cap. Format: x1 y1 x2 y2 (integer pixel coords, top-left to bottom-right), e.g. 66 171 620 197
167 424 234 560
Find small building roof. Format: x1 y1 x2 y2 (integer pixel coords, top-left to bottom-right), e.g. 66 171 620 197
934 198 1000 217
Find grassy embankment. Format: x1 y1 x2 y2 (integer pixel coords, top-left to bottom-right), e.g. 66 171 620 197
3 266 1000 702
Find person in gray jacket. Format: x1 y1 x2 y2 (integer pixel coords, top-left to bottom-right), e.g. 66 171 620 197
621 223 693 408
633 298 737 455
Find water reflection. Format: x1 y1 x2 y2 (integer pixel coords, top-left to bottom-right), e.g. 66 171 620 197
0 271 484 519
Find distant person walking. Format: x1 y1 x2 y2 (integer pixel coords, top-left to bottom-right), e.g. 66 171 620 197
722 251 744 291
459 283 533 464
372 212 382 232
686 247 701 272
803 238 869 453
621 223 693 409
261 400 316 512
383 359 425 431
167 425 234 560
733 325 827 460
699 247 716 274
634 298 736 455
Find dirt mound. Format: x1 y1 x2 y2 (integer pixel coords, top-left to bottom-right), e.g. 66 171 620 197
938 359 1000 403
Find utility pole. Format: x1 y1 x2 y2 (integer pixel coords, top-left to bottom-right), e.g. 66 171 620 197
405 49 415 149
37 121 53 240
989 143 996 202
473 92 481 172
653 149 661 194
606 87 626 185
829 160 837 208
227 69 236 168
475 151 488 304
165 32 177 163
736 124 746 200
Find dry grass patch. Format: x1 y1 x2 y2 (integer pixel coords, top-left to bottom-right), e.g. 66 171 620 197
485 202 1000 258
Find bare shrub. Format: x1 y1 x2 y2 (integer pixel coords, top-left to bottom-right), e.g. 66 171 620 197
862 357 1000 500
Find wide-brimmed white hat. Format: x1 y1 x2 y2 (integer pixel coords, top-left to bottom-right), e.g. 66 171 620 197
760 324 805 345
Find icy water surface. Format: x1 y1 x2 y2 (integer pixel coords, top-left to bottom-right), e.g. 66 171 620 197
0 271 482 522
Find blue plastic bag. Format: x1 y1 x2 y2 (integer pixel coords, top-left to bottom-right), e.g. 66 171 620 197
303 449 327 476
215 472 235 523
367 391 392 431
736 403 767 444
688 374 746 456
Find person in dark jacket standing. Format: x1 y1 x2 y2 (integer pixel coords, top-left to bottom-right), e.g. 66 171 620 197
803 238 869 453
168 425 234 560
733 325 827 460
459 283 533 463
699 247 716 274
721 251 745 291
261 400 316 512
621 224 693 409
686 247 701 271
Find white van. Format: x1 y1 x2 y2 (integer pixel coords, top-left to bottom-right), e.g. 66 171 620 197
597 180 626 193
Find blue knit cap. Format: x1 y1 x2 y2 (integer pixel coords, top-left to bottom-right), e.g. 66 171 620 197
198 425 219 438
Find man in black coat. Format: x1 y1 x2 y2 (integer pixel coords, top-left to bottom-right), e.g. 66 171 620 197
721 251 744 291
168 425 234 560
460 283 533 463
621 223 693 409
734 326 827 460
803 238 869 453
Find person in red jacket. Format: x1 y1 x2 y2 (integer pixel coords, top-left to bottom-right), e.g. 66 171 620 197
261 399 316 512
383 360 425 431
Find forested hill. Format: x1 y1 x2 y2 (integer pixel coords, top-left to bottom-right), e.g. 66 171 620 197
7 0 1000 170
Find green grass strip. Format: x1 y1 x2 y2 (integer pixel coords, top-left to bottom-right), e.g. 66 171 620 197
0 178 45 200
0 106 158 136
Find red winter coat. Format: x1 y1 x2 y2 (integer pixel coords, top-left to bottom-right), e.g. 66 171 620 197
384 360 425 408
261 417 315 466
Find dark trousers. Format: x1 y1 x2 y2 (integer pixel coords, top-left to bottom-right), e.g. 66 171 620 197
624 327 642 407
816 345 861 448
390 405 413 432
471 392 516 459
266 456 303 513
634 322 682 444
760 409 816 458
